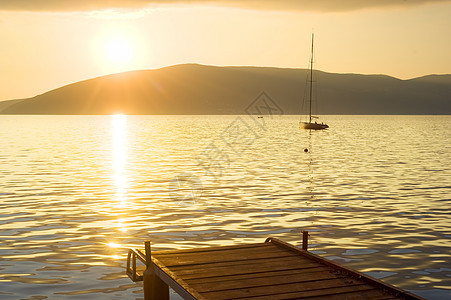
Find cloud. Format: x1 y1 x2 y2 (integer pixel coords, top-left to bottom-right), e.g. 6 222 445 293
247 0 451 12
0 0 450 12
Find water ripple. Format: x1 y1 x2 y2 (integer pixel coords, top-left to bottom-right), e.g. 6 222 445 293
0 115 450 299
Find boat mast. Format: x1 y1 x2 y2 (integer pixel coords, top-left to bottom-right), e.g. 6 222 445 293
309 33 314 123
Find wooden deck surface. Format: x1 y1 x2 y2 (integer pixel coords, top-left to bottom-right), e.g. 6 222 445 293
127 238 423 300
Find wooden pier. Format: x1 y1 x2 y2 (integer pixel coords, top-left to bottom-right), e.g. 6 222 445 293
126 232 423 300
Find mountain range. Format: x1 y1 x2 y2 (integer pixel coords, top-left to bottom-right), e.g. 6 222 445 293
1 64 450 115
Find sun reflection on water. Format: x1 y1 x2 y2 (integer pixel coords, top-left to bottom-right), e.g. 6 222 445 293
108 114 131 257
112 114 128 208
107 242 121 249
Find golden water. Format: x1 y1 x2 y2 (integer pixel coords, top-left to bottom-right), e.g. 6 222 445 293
0 115 450 299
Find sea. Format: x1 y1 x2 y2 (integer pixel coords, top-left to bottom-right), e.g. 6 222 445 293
0 115 450 300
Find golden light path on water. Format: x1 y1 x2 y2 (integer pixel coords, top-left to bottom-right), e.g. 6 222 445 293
108 114 129 255
112 114 128 209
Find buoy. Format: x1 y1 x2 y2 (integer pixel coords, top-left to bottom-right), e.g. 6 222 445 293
304 148 308 152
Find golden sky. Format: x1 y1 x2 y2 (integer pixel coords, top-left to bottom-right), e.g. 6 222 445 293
1 0 450 100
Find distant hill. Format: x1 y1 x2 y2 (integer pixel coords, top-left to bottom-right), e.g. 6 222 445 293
1 64 450 115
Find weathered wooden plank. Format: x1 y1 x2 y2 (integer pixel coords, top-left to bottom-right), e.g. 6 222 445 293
189 268 348 293
354 296 398 300
154 244 294 267
155 250 296 267
304 288 400 300
369 296 399 300
200 277 367 300
154 244 282 261
234 285 378 300
185 266 329 285
151 243 269 256
167 253 314 272
170 257 321 280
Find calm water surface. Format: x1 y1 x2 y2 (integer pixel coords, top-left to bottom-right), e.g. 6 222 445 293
0 115 450 299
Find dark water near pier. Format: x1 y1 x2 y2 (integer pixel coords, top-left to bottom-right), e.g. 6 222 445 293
0 115 450 299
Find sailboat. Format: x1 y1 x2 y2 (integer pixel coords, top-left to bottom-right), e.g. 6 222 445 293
300 34 329 130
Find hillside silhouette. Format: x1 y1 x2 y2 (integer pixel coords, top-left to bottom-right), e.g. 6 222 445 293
1 64 450 114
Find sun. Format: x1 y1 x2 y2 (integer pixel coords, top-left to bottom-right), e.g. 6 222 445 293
93 26 149 74
105 37 132 66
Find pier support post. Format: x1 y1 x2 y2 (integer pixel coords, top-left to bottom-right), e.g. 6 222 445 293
143 241 169 300
302 231 309 250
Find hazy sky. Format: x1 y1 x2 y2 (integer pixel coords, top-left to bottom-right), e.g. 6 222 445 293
1 0 450 100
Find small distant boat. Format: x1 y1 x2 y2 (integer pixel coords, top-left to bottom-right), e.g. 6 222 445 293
300 34 329 130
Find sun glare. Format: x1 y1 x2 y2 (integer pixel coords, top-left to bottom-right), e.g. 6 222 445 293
106 37 132 65
93 26 148 74
108 242 121 248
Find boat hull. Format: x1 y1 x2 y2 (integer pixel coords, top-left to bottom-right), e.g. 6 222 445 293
300 122 329 130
